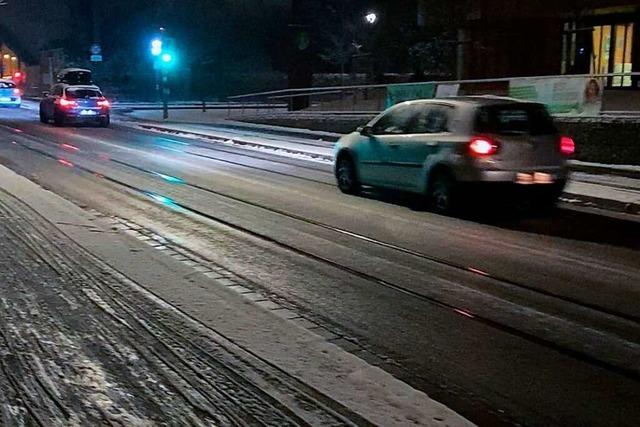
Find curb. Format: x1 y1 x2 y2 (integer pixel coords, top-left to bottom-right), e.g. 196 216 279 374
562 191 640 215
569 163 640 180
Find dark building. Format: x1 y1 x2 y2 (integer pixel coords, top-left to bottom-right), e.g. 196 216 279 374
460 0 639 90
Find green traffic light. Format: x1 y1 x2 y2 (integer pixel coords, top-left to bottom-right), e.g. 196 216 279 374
161 53 173 63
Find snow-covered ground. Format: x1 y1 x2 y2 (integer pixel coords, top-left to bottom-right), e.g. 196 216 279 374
0 164 474 427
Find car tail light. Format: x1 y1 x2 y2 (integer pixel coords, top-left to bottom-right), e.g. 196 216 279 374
469 136 499 156
97 98 110 108
57 97 76 108
560 136 575 156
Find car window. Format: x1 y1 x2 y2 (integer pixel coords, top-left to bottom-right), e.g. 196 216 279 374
406 105 452 134
0 81 16 89
475 104 557 135
59 71 92 85
371 105 415 135
66 89 102 99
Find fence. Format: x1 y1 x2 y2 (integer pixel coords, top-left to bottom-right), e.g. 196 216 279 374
226 72 640 118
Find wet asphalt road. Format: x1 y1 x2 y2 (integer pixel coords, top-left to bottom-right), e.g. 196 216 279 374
0 105 639 426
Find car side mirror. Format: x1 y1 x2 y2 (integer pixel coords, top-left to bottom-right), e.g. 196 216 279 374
359 125 373 137
42 91 50 97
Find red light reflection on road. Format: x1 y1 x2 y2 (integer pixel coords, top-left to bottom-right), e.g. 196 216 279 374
61 143 79 151
468 267 489 277
98 153 110 161
58 159 74 168
454 308 474 318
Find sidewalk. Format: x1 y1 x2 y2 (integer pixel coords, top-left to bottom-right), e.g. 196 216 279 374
118 112 640 216
0 164 472 426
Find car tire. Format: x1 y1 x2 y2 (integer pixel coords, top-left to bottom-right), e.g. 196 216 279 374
336 155 361 195
53 111 65 127
39 109 47 123
99 115 110 128
428 170 457 215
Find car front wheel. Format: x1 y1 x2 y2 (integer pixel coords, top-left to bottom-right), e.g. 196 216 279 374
336 155 360 195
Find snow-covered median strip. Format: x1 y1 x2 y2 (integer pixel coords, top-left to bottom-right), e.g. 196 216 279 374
133 122 334 164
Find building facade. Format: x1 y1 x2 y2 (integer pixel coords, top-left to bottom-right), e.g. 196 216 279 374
461 0 639 90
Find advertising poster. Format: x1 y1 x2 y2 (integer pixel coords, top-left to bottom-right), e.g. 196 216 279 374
385 83 435 108
435 83 460 98
509 77 603 116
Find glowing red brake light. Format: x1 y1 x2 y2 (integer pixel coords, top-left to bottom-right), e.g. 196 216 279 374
560 136 575 156
97 98 110 108
57 97 76 108
469 136 499 156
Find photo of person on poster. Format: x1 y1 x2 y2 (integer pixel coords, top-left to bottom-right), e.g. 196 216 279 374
582 78 603 116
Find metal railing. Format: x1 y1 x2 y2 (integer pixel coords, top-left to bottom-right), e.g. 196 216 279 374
226 72 640 118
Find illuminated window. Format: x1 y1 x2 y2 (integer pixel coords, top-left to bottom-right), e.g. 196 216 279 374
565 19 634 88
591 25 611 76
610 23 633 87
590 23 633 87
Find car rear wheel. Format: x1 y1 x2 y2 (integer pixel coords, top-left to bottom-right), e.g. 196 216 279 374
39 109 47 123
99 115 110 128
53 111 65 127
429 171 457 215
336 155 360 195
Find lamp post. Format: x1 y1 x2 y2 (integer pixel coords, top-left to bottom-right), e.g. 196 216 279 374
150 30 176 119
354 12 379 82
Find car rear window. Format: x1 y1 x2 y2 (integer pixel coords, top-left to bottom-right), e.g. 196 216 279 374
66 89 102 99
475 104 557 135
0 81 16 89
60 72 92 85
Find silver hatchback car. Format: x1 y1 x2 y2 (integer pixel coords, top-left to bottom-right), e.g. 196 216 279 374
333 96 574 213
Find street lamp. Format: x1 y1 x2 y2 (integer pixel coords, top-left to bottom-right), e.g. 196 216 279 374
364 12 378 25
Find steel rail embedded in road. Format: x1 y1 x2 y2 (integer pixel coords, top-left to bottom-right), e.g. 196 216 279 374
6 128 640 383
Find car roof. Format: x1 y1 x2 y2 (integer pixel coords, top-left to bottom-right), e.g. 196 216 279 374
64 85 101 91
58 68 91 74
397 95 536 108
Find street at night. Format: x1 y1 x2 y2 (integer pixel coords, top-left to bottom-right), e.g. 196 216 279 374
1 1 640 426
0 102 637 426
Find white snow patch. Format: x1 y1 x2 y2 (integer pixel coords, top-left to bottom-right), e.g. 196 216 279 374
82 288 132 329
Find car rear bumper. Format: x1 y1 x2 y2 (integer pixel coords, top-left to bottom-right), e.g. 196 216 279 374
457 166 569 184
62 112 109 122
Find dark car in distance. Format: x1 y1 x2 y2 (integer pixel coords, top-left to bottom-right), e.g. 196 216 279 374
39 85 110 127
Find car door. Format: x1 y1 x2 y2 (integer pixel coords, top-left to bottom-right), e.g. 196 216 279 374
385 104 455 190
355 104 415 187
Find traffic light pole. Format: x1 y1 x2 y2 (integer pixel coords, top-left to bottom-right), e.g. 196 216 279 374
161 70 169 120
